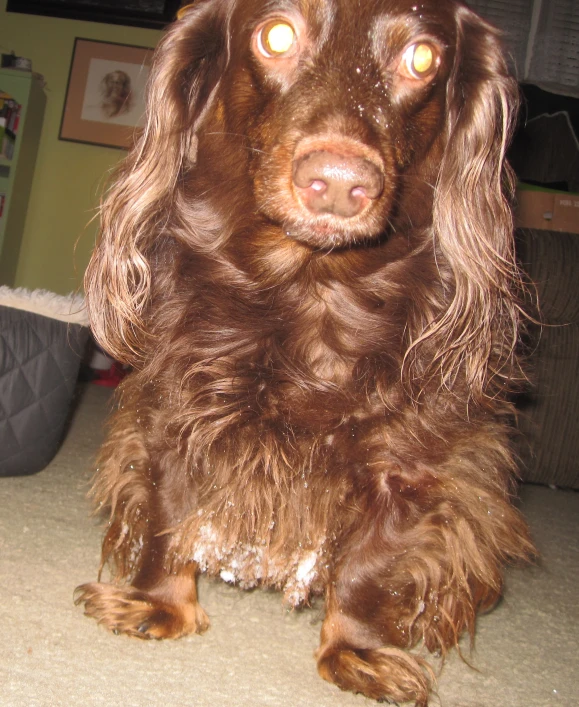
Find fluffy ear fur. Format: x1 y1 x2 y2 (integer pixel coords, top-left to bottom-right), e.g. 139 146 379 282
414 5 522 402
84 0 231 364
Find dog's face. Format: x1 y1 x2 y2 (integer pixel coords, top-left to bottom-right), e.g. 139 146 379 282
190 0 458 250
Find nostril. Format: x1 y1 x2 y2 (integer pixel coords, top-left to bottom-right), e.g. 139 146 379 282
351 186 369 200
310 179 327 193
293 149 383 218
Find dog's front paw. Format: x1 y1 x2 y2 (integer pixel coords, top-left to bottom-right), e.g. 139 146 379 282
74 582 210 639
317 645 434 706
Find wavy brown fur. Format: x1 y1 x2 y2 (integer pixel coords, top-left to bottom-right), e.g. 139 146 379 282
76 1 534 704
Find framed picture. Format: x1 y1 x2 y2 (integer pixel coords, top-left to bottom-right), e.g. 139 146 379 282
59 38 154 150
6 1 184 29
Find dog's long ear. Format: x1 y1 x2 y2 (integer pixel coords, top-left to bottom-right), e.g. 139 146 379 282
85 0 231 365
421 5 521 401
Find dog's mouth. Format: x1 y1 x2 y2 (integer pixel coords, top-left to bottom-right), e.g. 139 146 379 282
281 211 387 250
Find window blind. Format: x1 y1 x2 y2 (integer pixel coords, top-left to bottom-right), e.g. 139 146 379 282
468 0 579 98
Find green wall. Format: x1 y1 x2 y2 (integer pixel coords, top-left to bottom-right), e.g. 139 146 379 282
0 0 162 294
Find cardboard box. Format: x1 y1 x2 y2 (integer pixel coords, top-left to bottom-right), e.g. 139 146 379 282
515 183 579 234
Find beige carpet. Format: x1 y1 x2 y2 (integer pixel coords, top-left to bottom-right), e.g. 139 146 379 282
0 384 577 707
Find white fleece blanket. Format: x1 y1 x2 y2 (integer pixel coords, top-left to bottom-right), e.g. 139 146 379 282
0 286 88 326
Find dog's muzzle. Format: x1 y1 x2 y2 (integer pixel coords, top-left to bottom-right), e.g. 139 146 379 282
293 149 384 219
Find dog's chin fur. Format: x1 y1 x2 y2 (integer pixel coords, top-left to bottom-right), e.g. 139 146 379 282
76 1 534 705
280 217 386 250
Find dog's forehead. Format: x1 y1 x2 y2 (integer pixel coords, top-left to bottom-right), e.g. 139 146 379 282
233 0 458 55
243 0 457 27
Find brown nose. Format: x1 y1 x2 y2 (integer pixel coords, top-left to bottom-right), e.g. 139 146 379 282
293 150 383 218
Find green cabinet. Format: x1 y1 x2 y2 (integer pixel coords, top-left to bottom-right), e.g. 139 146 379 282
0 69 46 286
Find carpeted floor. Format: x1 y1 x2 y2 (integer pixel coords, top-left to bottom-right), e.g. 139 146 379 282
0 384 577 707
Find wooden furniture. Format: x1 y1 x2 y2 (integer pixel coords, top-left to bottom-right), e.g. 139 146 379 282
0 69 46 286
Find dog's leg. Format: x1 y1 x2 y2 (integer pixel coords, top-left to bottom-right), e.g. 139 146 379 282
317 472 531 704
317 583 435 705
76 560 209 640
317 543 435 705
75 400 209 640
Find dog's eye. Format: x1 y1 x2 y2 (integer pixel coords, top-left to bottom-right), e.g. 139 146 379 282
399 42 440 79
257 20 297 57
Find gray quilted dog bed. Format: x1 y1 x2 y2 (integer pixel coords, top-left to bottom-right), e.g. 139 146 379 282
0 287 88 477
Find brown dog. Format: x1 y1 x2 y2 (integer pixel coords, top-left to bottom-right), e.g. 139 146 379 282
76 1 534 703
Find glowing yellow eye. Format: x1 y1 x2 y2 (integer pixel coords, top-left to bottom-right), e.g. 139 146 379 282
401 42 438 78
259 21 296 56
413 44 433 73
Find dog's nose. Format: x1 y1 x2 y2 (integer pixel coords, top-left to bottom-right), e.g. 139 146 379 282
293 151 383 218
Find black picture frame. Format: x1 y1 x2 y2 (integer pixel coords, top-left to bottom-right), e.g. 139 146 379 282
6 0 184 29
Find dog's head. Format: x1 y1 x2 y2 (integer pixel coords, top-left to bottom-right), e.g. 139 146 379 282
157 0 515 244
87 0 521 399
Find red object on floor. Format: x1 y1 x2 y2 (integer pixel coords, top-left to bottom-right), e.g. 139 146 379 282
92 362 127 387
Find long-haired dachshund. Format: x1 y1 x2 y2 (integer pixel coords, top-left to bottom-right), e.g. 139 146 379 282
76 0 534 703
